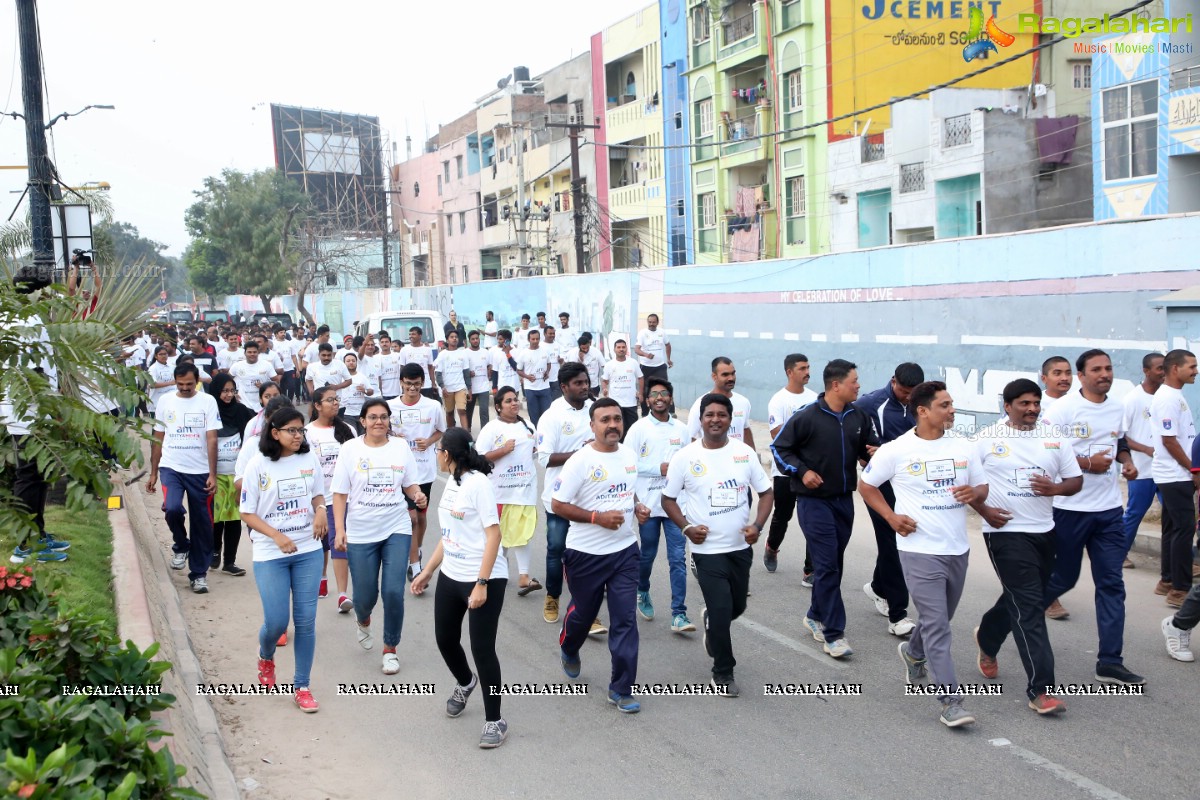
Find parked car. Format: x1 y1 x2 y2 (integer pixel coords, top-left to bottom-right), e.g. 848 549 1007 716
201 309 230 323
252 312 293 328
167 310 194 325
357 310 446 350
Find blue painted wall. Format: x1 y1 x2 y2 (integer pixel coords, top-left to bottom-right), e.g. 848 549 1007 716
661 0 693 266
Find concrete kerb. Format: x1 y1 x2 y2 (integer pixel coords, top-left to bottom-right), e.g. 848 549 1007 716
117 479 241 800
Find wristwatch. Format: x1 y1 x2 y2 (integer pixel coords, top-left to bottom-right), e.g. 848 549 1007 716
476 579 489 586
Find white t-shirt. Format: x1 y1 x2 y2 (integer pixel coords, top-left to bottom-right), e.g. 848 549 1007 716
239 451 325 561
688 392 752 442
400 344 435 389
329 437 418 544
216 430 241 476
551 444 639 555
377 352 403 396
437 471 508 583
209 339 227 353
543 340 563 384
262 348 285 374
1043 391 1127 512
536 397 595 512
147 361 176 412
124 343 147 369
357 355 379 390
512 327 532 349
483 320 499 348
155 392 221 475
339 370 374 417
974 422 1083 533
274 339 296 370
387 396 447 483
229 359 276 412
862 429 984 556
517 347 552 391
1150 384 1196 483
302 341 323 367
216 348 245 371
636 328 669 368
624 414 689 517
467 348 492 394
664 439 770 554
436 348 470 392
305 422 344 483
576 348 604 389
1122 385 1156 477
476 418 539 505
603 359 642 408
307 360 351 390
491 347 520 390
767 387 819 477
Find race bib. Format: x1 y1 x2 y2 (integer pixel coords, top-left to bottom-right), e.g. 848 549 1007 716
401 409 422 426
277 477 307 499
710 487 738 508
1014 467 1046 489
925 459 955 481
368 468 393 487
184 413 205 428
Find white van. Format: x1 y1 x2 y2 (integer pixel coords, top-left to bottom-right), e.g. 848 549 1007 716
357 310 447 350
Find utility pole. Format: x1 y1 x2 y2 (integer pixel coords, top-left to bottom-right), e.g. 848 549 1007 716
545 119 599 274
514 125 527 267
16 0 54 286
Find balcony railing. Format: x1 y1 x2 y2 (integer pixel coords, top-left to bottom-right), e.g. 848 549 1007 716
899 162 925 194
723 109 759 142
861 139 885 163
943 113 972 148
1170 65 1200 92
721 11 755 45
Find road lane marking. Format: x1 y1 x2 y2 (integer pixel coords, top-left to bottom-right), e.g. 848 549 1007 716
735 617 850 671
988 739 1133 800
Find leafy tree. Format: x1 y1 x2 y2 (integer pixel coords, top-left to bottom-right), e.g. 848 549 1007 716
184 169 310 312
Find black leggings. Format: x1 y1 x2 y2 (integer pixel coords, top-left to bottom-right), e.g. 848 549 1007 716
434 574 506 721
212 520 242 566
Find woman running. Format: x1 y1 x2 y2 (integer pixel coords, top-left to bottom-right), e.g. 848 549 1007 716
307 385 355 612
476 386 541 594
339 351 375 434
239 406 327 713
331 398 426 675
146 345 176 419
211 373 254 576
412 427 508 749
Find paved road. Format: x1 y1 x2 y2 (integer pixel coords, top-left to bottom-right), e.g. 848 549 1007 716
137 418 1193 800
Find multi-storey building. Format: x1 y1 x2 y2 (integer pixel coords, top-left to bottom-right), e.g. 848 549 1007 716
684 0 828 263
592 4 668 270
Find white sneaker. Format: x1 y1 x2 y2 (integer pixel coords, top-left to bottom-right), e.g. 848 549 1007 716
864 582 889 617
1162 616 1195 662
170 552 187 570
888 618 916 637
802 616 826 643
382 651 400 674
823 638 853 659
356 622 374 650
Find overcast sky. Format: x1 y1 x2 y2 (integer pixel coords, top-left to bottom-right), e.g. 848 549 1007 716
0 0 651 256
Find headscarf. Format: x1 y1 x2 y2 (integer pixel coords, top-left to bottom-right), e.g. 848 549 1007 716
210 373 255 438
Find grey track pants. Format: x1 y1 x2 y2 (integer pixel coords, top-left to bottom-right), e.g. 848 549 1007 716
899 550 969 703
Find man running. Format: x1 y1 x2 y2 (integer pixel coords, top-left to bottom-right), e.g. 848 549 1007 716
763 354 817 580
1121 352 1164 566
388 364 447 579
601 339 642 439
1150 349 1198 608
687 358 754 453
552 398 652 714
662 393 772 697
971 378 1082 717
634 313 672 416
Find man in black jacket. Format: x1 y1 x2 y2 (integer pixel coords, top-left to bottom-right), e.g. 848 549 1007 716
770 359 878 659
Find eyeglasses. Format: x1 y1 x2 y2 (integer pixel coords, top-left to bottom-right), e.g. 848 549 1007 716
320 397 340 405
277 427 306 436
401 382 424 389
364 415 391 423
647 391 671 399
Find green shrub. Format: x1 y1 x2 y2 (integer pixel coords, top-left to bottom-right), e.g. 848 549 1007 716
0 566 202 799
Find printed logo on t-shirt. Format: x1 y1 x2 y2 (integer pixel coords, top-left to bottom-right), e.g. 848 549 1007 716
493 434 506 447
669 437 682 446
689 460 707 477
1070 423 1091 438
733 454 750 464
258 472 271 491
990 442 1011 457
561 421 577 435
552 478 562 491
1163 419 1174 430
1043 442 1060 450
639 442 649 457
906 461 925 476
590 465 609 482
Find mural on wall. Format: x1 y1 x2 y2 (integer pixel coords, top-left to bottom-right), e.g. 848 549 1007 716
221 215 1192 424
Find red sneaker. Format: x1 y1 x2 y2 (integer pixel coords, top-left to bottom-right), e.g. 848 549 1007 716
278 632 288 647
974 627 998 679
1028 693 1066 715
294 688 319 713
258 658 276 687
318 578 329 598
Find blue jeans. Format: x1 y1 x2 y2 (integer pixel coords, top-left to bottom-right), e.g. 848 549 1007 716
161 466 214 581
546 512 570 598
1047 507 1127 666
638 516 687 616
346 533 411 648
253 548 322 688
796 495 855 642
526 388 552 426
1122 478 1161 554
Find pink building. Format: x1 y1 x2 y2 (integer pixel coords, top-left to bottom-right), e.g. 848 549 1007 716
390 109 483 286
